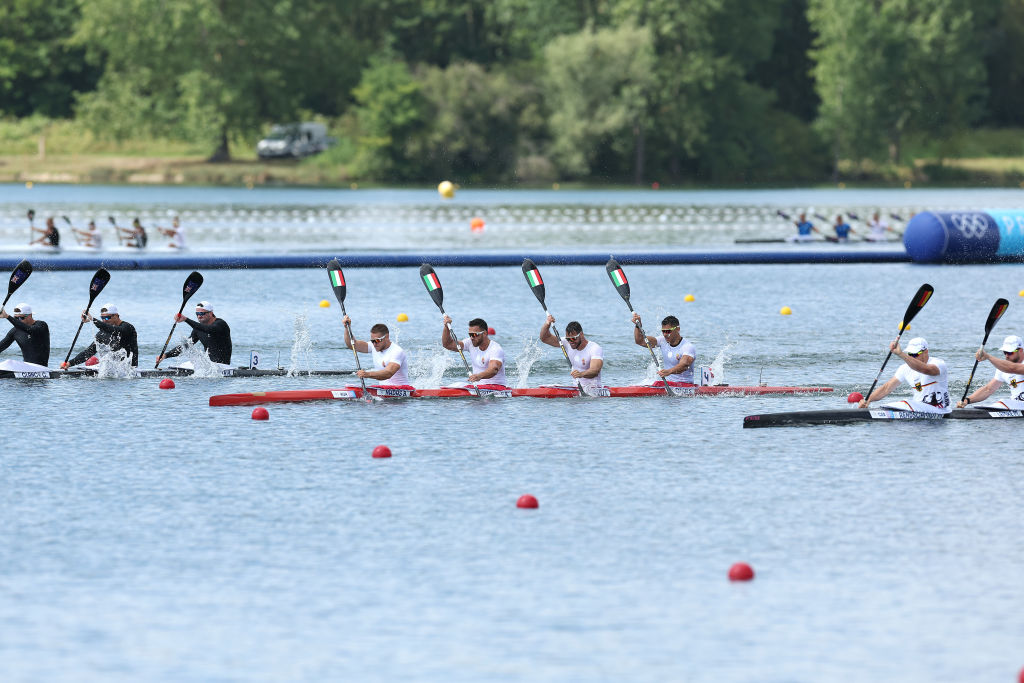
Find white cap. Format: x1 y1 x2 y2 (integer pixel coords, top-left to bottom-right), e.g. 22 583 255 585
905 337 928 354
999 335 1023 352
99 303 118 315
196 301 213 312
12 303 31 315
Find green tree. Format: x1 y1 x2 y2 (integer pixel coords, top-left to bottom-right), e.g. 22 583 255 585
414 62 536 182
542 22 655 181
349 55 431 180
73 0 368 159
0 0 100 117
810 0 990 167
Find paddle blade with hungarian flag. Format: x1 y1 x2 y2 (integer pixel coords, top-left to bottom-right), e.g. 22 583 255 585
605 258 631 304
327 258 347 304
522 258 547 305
420 263 444 308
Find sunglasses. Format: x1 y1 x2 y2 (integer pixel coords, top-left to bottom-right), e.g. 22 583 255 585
1004 350 1019 356
101 315 113 320
370 336 387 344
908 351 924 357
14 314 27 319
468 330 486 338
196 311 210 317
564 334 582 341
661 327 678 334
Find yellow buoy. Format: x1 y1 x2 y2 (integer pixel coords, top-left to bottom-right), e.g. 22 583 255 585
25 181 33 189
899 321 911 331
780 306 792 315
319 299 330 308
552 182 560 190
684 294 695 302
350 182 358 190
437 180 455 199
1019 290 1024 297
396 312 409 322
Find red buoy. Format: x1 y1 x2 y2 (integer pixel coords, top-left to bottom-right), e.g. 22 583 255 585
1018 666 1024 683
158 378 175 390
251 407 269 420
728 562 755 581
372 445 392 458
847 391 864 404
516 494 538 509
85 355 99 367
487 327 496 336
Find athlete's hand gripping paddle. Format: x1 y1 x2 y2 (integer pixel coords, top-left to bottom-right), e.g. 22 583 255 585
522 258 585 396
155 271 203 368
108 215 123 246
605 258 671 395
960 298 1009 405
327 259 374 403
862 283 934 404
420 263 482 398
62 268 111 369
2 260 32 312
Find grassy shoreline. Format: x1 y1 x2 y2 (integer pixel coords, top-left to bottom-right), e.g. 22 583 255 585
2 153 1024 189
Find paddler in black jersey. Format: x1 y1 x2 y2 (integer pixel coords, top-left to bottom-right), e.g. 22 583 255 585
30 217 60 248
157 300 232 365
62 303 139 368
0 303 50 366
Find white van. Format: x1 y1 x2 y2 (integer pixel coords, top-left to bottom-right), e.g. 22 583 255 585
257 122 333 159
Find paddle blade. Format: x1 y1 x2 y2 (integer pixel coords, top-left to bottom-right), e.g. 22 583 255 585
605 259 631 303
420 263 444 308
326 258 347 304
984 298 1009 337
62 215 72 225
182 271 203 301
107 216 117 226
901 284 934 328
88 268 111 304
522 258 546 305
7 260 32 295
27 209 35 221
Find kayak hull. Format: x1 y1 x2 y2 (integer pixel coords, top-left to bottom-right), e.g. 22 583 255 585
743 407 1024 428
209 384 833 407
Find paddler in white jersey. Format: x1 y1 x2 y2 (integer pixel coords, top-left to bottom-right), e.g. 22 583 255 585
342 317 411 387
858 337 951 413
539 315 604 389
631 313 696 385
958 334 1024 409
441 315 506 386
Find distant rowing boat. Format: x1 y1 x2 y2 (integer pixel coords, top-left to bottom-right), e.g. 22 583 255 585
0 367 353 379
743 407 1023 427
209 383 833 406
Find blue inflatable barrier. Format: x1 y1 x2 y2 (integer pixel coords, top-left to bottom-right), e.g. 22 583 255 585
904 211 1024 263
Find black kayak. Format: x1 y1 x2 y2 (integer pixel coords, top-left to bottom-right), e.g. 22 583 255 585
743 407 1024 428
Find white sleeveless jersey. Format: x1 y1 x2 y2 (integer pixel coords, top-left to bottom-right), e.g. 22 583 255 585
460 338 506 386
560 338 604 388
893 357 950 410
370 341 409 385
656 336 696 383
994 368 1024 402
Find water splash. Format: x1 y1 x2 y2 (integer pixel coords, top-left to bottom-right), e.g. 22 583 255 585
707 341 734 386
288 313 314 376
410 345 455 388
174 337 225 378
511 337 544 389
93 343 136 378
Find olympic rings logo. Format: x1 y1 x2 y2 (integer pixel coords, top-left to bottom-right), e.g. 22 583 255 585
950 213 990 239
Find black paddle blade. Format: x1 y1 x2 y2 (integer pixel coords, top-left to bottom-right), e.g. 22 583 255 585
8 260 32 295
420 263 444 308
984 298 1009 337
27 209 35 221
88 268 111 304
776 209 791 220
605 259 630 303
182 271 203 301
62 215 72 225
107 216 117 226
900 284 934 328
326 258 347 304
522 258 546 305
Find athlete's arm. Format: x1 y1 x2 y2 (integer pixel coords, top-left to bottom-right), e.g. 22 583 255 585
960 378 1001 407
860 376 900 407
572 357 603 379
361 362 400 381
469 359 502 382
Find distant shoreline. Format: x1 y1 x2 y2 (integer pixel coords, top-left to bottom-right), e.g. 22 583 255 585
2 153 1023 190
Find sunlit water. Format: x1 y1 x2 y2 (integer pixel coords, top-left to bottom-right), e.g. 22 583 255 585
2 185 1024 681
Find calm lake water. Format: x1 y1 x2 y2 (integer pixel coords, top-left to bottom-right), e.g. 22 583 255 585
2 185 1023 682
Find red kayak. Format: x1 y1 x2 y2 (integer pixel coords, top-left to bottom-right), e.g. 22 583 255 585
209 383 832 407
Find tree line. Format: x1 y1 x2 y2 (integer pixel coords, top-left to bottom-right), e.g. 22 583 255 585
1 0 1021 183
